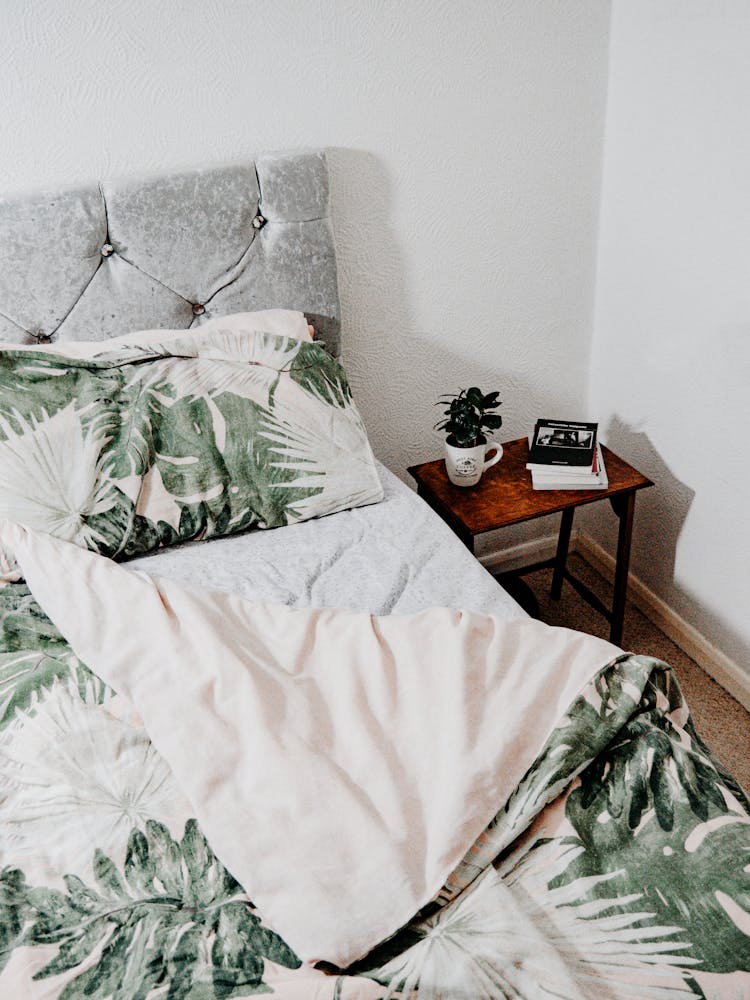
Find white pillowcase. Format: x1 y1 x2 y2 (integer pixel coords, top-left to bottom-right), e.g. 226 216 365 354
203 309 313 341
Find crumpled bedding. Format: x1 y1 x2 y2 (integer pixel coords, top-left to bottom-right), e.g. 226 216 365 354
126 461 523 618
1 521 620 968
1 518 749 998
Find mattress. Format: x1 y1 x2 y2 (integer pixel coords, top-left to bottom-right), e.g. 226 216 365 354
127 461 524 617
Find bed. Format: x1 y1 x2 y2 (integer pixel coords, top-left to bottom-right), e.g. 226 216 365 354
0 152 748 1000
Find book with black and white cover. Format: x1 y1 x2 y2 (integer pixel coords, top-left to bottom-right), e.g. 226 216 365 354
526 419 598 470
526 436 601 477
531 441 608 490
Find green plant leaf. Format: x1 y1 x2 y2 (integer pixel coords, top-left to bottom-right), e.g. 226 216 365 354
213 391 313 528
6 821 300 998
0 586 64 654
481 413 503 430
0 868 28 974
561 802 750 974
0 651 73 730
0 356 102 439
0 585 109 727
436 387 501 447
92 850 128 900
99 369 175 480
558 662 750 974
289 341 351 408
123 828 157 897
144 819 188 898
573 676 731 836
443 656 660 898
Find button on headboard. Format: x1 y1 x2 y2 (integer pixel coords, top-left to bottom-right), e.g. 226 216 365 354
0 149 341 355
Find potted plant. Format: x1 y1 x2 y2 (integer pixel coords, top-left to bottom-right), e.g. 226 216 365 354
435 387 503 487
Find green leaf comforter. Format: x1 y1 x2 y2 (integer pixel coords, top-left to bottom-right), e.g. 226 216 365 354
1 522 749 998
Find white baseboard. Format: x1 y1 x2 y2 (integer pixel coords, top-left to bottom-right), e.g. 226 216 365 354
578 534 750 712
478 533 563 575
479 530 750 712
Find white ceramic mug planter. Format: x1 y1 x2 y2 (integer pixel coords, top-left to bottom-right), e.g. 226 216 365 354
444 439 502 487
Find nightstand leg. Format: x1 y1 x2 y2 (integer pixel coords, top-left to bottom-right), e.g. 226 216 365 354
458 527 475 553
551 508 575 600
609 492 636 646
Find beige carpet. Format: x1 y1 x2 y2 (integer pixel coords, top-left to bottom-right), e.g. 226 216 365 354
499 553 750 794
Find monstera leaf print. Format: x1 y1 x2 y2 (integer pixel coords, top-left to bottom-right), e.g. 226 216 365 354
91 366 175 481
557 663 750 975
0 588 109 732
289 344 351 408
209 391 299 531
0 353 106 433
571 664 733 837
0 329 382 564
0 868 25 974
0 821 300 999
0 585 67 654
443 655 664 903
0 650 86 731
153 396 227 497
498 656 659 835
565 798 750 974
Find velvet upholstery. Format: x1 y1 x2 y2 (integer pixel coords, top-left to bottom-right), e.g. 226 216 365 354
0 150 341 354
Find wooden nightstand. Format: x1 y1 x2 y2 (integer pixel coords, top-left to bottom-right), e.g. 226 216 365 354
408 438 653 646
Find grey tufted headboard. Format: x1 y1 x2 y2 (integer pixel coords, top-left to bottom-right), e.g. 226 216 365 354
0 149 341 355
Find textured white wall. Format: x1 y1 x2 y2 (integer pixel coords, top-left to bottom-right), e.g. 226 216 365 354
1 0 610 496
588 1 750 668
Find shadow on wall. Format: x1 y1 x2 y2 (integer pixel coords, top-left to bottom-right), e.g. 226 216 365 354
325 146 592 561
323 147 564 482
325 147 402 325
598 415 695 598
582 417 750 669
325 146 418 471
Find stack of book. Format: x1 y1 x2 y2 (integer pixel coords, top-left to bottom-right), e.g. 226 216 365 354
526 419 608 490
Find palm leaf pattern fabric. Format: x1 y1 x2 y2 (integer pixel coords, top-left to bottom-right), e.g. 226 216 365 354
360 657 750 999
0 581 748 997
0 325 383 577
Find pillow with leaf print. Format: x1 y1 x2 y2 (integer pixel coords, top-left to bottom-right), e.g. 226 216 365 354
0 312 383 576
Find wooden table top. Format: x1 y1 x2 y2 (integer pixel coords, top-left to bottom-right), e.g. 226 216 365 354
408 437 653 537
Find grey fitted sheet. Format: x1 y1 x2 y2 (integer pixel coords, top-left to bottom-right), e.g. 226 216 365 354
127 462 524 618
